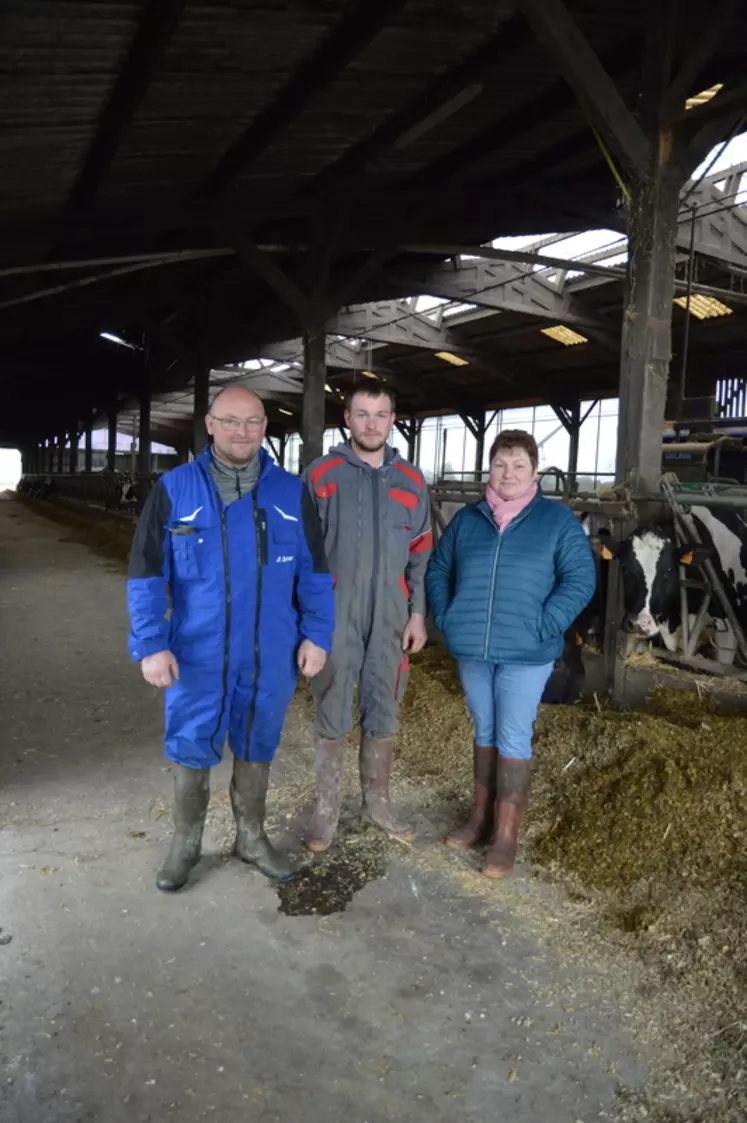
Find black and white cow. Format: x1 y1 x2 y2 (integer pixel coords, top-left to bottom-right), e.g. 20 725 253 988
609 506 747 665
541 513 608 704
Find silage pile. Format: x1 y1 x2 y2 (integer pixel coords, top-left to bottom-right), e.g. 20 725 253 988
398 647 747 1075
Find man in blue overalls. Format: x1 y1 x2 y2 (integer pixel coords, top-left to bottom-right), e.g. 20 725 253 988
127 386 334 891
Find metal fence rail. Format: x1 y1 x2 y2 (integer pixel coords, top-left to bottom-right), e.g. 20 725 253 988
17 472 160 515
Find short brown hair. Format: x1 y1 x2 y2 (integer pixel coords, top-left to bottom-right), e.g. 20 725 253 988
344 384 396 413
488 429 538 469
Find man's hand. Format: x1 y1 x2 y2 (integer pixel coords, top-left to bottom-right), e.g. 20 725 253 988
402 613 427 654
141 650 180 688
297 639 327 679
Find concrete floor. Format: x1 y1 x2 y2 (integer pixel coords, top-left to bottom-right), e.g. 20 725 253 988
0 496 645 1122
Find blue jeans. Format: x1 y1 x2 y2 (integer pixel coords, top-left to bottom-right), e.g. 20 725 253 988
457 659 555 760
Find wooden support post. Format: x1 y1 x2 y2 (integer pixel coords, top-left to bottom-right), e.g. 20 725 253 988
193 364 210 456
69 425 79 473
566 400 580 494
278 432 287 468
460 412 487 481
396 417 422 464
617 152 682 497
57 435 65 474
138 382 151 476
474 414 486 481
107 402 118 472
84 420 93 473
408 419 421 465
301 323 327 468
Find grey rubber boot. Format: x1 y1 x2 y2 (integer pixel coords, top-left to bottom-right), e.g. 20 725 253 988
306 737 346 853
156 765 211 892
359 735 416 844
230 758 298 882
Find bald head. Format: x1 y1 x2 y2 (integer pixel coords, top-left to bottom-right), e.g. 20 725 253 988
206 384 267 467
209 385 265 418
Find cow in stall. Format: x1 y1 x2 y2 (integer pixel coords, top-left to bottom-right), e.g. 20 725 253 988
609 508 747 665
540 512 610 704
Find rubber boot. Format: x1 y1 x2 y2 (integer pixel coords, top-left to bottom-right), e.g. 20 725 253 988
156 765 210 892
483 757 532 879
445 744 497 849
359 735 416 844
306 737 346 853
230 758 298 882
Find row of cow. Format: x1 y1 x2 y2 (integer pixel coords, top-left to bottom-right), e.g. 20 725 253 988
542 503 747 704
16 471 155 515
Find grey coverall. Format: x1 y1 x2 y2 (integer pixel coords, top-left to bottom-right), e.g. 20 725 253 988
304 442 432 739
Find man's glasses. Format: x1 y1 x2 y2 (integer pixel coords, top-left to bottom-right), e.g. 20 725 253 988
210 415 265 432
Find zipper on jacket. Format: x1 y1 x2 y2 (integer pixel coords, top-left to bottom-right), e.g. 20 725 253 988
209 508 232 751
483 534 502 659
370 469 380 627
244 492 265 756
478 497 537 659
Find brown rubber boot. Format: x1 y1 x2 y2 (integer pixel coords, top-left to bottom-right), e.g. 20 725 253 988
359 735 416 844
156 765 210 892
483 757 532 879
306 737 346 853
445 744 497 849
231 759 298 882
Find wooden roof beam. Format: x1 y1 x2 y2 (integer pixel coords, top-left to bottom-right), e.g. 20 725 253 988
661 0 741 120
66 0 188 209
519 0 651 181
305 16 531 197
409 33 640 193
680 74 747 172
195 0 406 202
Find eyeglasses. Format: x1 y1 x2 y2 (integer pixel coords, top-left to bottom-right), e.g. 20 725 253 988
210 415 265 432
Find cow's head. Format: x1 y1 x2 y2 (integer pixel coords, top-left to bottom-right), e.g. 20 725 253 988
605 527 707 642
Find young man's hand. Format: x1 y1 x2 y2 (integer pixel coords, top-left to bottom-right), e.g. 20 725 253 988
402 613 427 654
297 640 327 678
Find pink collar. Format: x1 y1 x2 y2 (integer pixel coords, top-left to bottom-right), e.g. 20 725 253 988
484 482 538 533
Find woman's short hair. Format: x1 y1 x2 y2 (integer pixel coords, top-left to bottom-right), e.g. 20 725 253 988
488 429 539 470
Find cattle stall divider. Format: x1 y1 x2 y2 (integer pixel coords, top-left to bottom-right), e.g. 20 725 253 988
661 476 747 667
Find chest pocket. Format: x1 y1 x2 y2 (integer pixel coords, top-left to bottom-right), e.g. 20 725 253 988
169 527 207 581
388 484 417 531
268 510 298 567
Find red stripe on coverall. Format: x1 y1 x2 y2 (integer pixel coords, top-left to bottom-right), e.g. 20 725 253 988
398 576 409 598
310 456 345 487
315 481 337 499
393 654 410 699
390 487 418 511
393 462 424 488
409 530 433 554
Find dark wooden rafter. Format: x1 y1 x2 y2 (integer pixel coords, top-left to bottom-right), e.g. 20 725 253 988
66 0 188 209
661 0 741 120
194 0 407 203
227 227 309 323
305 16 531 198
407 33 640 194
679 77 747 172
519 0 651 181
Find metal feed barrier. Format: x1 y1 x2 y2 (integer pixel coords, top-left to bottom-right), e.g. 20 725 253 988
429 474 747 683
17 471 160 516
